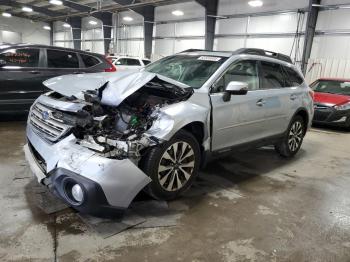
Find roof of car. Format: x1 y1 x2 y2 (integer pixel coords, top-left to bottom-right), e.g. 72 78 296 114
0 43 104 57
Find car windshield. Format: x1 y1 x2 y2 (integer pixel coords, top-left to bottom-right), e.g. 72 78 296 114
145 55 227 88
311 80 350 96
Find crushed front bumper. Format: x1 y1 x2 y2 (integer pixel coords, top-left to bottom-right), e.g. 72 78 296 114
24 124 151 215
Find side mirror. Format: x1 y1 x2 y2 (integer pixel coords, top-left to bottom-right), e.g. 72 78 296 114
116 61 121 65
223 81 248 102
0 59 6 67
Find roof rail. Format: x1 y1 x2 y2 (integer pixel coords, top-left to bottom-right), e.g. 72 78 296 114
234 48 293 63
179 48 293 64
180 49 231 54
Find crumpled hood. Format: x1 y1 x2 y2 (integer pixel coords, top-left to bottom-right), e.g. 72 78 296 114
43 70 190 107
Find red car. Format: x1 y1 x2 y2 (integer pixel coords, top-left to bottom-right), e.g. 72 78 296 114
311 78 350 130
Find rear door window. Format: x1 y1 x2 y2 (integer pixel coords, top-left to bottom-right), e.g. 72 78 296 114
283 66 304 86
117 58 141 66
126 58 141 66
81 54 100 68
0 48 39 67
142 60 151 65
47 49 79 68
260 61 286 89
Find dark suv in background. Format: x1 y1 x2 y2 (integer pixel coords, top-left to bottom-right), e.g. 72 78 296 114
0 44 116 114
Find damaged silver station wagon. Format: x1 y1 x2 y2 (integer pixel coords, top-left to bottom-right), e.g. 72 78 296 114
24 48 314 215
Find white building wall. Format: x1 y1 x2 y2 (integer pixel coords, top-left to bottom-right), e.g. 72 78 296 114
152 2 205 60
53 21 73 49
218 0 308 16
311 9 350 59
304 7 350 82
0 16 50 45
214 10 306 65
114 11 145 57
53 17 105 54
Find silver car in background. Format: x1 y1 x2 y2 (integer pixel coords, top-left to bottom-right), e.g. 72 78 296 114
24 48 313 216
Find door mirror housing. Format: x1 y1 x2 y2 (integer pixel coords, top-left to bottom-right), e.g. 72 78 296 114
223 81 248 102
0 59 6 67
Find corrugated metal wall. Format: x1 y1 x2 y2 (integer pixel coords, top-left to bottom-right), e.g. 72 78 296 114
305 58 350 84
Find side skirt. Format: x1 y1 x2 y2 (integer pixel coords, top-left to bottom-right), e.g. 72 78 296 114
201 133 285 168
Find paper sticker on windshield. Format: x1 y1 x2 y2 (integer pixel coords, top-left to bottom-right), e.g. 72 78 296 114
198 56 222 62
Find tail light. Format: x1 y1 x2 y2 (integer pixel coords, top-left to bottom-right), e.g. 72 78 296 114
309 89 315 100
104 57 116 72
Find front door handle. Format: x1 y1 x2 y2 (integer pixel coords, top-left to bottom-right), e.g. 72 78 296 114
290 94 297 100
256 99 266 107
30 71 40 74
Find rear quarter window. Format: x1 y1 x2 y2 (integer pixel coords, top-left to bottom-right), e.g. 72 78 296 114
283 66 304 86
81 54 100 68
142 60 151 65
260 61 286 89
127 59 141 66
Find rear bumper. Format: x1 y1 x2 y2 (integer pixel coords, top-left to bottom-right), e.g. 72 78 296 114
24 124 151 215
313 108 350 127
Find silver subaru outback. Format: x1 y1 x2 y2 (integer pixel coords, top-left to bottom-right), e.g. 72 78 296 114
24 48 314 215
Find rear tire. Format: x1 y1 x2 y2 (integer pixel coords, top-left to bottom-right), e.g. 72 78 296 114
140 130 201 200
275 115 305 158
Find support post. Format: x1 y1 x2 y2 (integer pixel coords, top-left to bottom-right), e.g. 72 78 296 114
301 0 320 74
134 6 155 58
93 12 113 55
68 17 82 50
49 22 54 46
196 0 219 50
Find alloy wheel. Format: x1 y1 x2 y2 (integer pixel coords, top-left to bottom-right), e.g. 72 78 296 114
157 141 195 192
288 121 303 152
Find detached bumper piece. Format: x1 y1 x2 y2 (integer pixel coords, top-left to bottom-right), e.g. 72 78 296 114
46 168 125 217
313 105 350 127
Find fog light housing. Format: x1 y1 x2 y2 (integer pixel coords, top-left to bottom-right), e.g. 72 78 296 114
63 178 85 205
71 184 84 202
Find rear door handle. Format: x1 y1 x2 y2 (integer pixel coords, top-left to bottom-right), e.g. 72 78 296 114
256 99 266 107
290 94 297 100
30 71 40 74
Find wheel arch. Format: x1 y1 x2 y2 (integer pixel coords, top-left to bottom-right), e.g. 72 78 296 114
292 108 309 134
180 121 206 147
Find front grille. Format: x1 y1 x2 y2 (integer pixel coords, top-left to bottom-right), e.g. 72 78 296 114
29 102 72 142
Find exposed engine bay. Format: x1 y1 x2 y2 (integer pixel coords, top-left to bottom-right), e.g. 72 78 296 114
49 77 193 160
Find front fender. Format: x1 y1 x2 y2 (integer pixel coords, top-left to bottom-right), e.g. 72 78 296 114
146 100 209 142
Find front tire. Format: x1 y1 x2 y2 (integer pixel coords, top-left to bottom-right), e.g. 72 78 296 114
140 130 201 200
275 115 305 158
